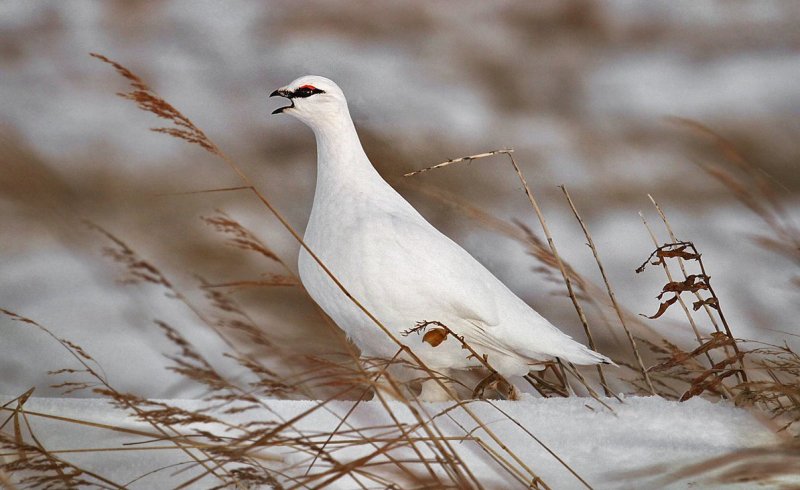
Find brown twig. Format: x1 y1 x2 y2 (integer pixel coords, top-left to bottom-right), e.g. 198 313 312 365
402 320 519 400
560 185 653 395
638 212 722 376
504 152 619 397
648 195 724 335
403 149 514 177
636 238 748 384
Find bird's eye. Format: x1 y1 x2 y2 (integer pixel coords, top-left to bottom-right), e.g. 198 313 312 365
294 84 324 98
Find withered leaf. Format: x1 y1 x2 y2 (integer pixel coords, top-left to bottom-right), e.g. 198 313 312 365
636 242 701 273
649 332 734 372
656 245 700 262
657 274 709 299
643 294 679 319
679 353 744 402
692 297 719 311
422 328 448 347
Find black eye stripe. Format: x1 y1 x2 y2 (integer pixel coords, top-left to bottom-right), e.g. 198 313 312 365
293 86 326 98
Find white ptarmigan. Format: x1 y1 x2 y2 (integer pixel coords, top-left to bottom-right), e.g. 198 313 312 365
271 76 612 399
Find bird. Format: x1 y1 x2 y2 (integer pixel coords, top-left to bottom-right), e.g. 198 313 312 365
270 76 612 400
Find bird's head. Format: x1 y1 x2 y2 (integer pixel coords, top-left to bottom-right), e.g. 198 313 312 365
270 76 348 128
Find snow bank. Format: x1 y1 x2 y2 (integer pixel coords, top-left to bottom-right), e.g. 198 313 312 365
0 395 778 489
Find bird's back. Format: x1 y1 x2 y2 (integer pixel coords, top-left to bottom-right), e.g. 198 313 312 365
299 168 608 374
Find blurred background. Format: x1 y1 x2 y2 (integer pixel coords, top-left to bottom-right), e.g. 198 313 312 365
1 0 798 398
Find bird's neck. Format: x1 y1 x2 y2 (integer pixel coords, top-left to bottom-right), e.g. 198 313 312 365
304 110 420 240
311 112 383 188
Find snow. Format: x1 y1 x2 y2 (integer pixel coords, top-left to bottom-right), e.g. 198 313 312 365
0 395 778 488
0 244 237 399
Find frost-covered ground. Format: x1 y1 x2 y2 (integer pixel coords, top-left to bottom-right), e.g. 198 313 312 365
0 396 780 489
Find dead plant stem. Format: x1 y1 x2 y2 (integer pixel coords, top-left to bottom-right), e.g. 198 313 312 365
560 185 653 395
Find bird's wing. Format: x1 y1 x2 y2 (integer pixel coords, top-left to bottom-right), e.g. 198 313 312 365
361 212 502 328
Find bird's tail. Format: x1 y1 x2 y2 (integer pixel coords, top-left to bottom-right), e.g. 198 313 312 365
560 342 617 367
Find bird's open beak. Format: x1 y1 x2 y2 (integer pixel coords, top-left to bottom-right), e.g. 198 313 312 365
270 88 294 114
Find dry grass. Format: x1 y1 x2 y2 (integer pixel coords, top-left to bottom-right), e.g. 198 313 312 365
1 54 798 488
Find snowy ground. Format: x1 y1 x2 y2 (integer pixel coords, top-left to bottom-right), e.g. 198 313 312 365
0 395 780 489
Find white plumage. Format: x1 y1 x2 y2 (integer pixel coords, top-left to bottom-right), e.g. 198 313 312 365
271 76 611 396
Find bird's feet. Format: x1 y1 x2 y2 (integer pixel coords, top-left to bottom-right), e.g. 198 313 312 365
473 373 520 400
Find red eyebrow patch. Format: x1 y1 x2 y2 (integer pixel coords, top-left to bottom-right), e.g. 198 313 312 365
299 84 317 90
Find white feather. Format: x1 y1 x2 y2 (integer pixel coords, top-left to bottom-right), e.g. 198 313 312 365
273 75 612 379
